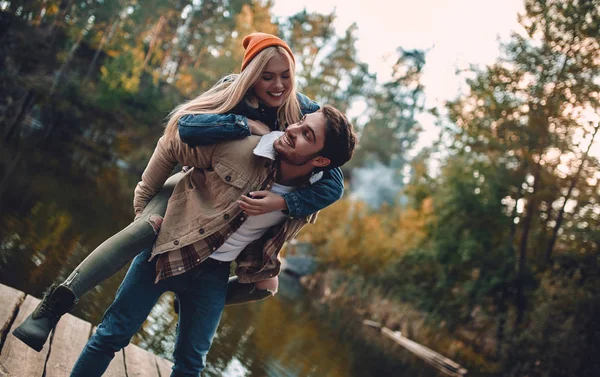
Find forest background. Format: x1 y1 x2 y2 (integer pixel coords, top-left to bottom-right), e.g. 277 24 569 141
1 1 599 376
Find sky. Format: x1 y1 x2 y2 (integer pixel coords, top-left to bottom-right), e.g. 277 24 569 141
271 0 526 149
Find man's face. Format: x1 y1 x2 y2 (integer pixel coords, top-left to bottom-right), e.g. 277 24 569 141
274 111 328 167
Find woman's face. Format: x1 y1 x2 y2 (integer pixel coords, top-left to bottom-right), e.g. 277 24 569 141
253 53 292 108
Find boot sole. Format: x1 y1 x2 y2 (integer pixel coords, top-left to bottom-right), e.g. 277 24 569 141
12 327 45 352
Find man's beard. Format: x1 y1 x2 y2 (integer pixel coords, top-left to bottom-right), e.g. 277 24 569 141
276 147 317 167
280 154 317 166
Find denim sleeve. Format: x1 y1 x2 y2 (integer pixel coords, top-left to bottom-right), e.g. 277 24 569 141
281 167 344 217
297 92 320 115
178 113 251 147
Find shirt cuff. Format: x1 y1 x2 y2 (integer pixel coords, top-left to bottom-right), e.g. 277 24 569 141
234 115 251 137
281 192 300 218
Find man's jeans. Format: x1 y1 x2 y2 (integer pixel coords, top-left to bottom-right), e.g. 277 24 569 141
70 248 231 377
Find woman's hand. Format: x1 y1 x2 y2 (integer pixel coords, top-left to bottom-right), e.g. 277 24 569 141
247 119 270 136
238 191 287 216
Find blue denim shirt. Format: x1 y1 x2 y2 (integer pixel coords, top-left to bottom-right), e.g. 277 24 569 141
178 91 344 218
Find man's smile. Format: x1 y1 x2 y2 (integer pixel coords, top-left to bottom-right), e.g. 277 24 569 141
280 133 294 148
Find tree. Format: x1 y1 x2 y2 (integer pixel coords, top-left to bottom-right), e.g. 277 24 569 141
445 0 600 368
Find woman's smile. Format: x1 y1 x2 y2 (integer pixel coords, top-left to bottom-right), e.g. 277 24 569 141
253 53 291 108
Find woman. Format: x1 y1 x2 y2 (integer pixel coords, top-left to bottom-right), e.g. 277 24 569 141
12 32 344 352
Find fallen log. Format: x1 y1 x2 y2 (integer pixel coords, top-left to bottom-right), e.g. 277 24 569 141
363 319 468 376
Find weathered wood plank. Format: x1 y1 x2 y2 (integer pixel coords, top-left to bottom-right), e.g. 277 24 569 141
45 313 92 377
92 326 127 377
124 344 160 377
104 349 127 377
155 354 174 377
0 285 172 377
0 284 25 350
0 295 50 377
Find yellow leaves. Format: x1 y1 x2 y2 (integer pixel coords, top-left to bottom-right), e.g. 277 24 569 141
100 46 145 93
45 3 61 18
235 4 278 37
298 199 353 245
174 73 197 96
105 49 121 58
28 202 74 252
297 196 434 275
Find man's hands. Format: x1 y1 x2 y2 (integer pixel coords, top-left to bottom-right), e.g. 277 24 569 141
247 119 270 136
238 191 287 216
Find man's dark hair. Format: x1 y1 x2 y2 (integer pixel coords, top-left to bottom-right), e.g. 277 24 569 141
319 105 357 169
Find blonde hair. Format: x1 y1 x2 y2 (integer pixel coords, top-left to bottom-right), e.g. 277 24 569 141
164 46 301 139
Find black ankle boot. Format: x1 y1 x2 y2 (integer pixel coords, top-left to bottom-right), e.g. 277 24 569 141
12 284 77 352
225 276 273 306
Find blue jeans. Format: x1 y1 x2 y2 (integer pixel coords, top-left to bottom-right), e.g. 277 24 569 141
70 248 231 377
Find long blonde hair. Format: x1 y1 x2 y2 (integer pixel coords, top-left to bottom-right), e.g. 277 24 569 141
164 46 302 139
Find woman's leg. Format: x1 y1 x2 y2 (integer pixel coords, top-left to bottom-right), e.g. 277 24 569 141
224 276 278 306
174 276 278 311
64 172 183 297
12 172 183 352
70 249 168 377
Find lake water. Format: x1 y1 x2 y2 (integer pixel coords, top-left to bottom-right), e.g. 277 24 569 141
0 158 445 377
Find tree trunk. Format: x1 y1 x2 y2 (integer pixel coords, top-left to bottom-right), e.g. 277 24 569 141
0 147 24 214
545 123 599 262
495 181 523 358
48 0 73 51
4 90 37 143
514 166 541 327
143 16 167 71
49 24 88 96
40 112 63 147
85 14 121 81
495 285 509 359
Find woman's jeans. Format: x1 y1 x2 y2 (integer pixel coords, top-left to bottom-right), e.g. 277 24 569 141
61 173 183 298
70 248 231 377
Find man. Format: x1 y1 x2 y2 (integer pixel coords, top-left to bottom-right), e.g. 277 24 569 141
69 105 357 377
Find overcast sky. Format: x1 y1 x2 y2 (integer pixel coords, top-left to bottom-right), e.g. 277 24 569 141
271 0 526 148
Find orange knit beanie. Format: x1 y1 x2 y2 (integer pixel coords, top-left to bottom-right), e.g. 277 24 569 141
241 32 295 71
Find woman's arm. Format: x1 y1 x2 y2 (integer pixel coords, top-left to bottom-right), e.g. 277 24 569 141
282 167 345 218
238 167 345 218
178 113 272 146
178 113 250 146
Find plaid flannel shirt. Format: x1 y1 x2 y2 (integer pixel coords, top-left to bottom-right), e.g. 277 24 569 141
137 132 317 284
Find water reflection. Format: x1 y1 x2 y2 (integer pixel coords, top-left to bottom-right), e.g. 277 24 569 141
0 167 445 377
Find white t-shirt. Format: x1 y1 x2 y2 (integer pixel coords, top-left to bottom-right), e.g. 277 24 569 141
209 182 295 262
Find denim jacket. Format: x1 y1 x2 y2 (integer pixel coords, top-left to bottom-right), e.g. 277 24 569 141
178 91 344 218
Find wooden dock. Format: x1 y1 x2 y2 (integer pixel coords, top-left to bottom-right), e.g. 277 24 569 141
0 284 173 377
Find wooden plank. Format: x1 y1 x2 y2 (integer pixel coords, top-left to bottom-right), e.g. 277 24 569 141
124 344 160 377
155 354 174 377
0 284 25 350
0 295 50 376
104 349 127 377
45 313 92 377
91 327 127 377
